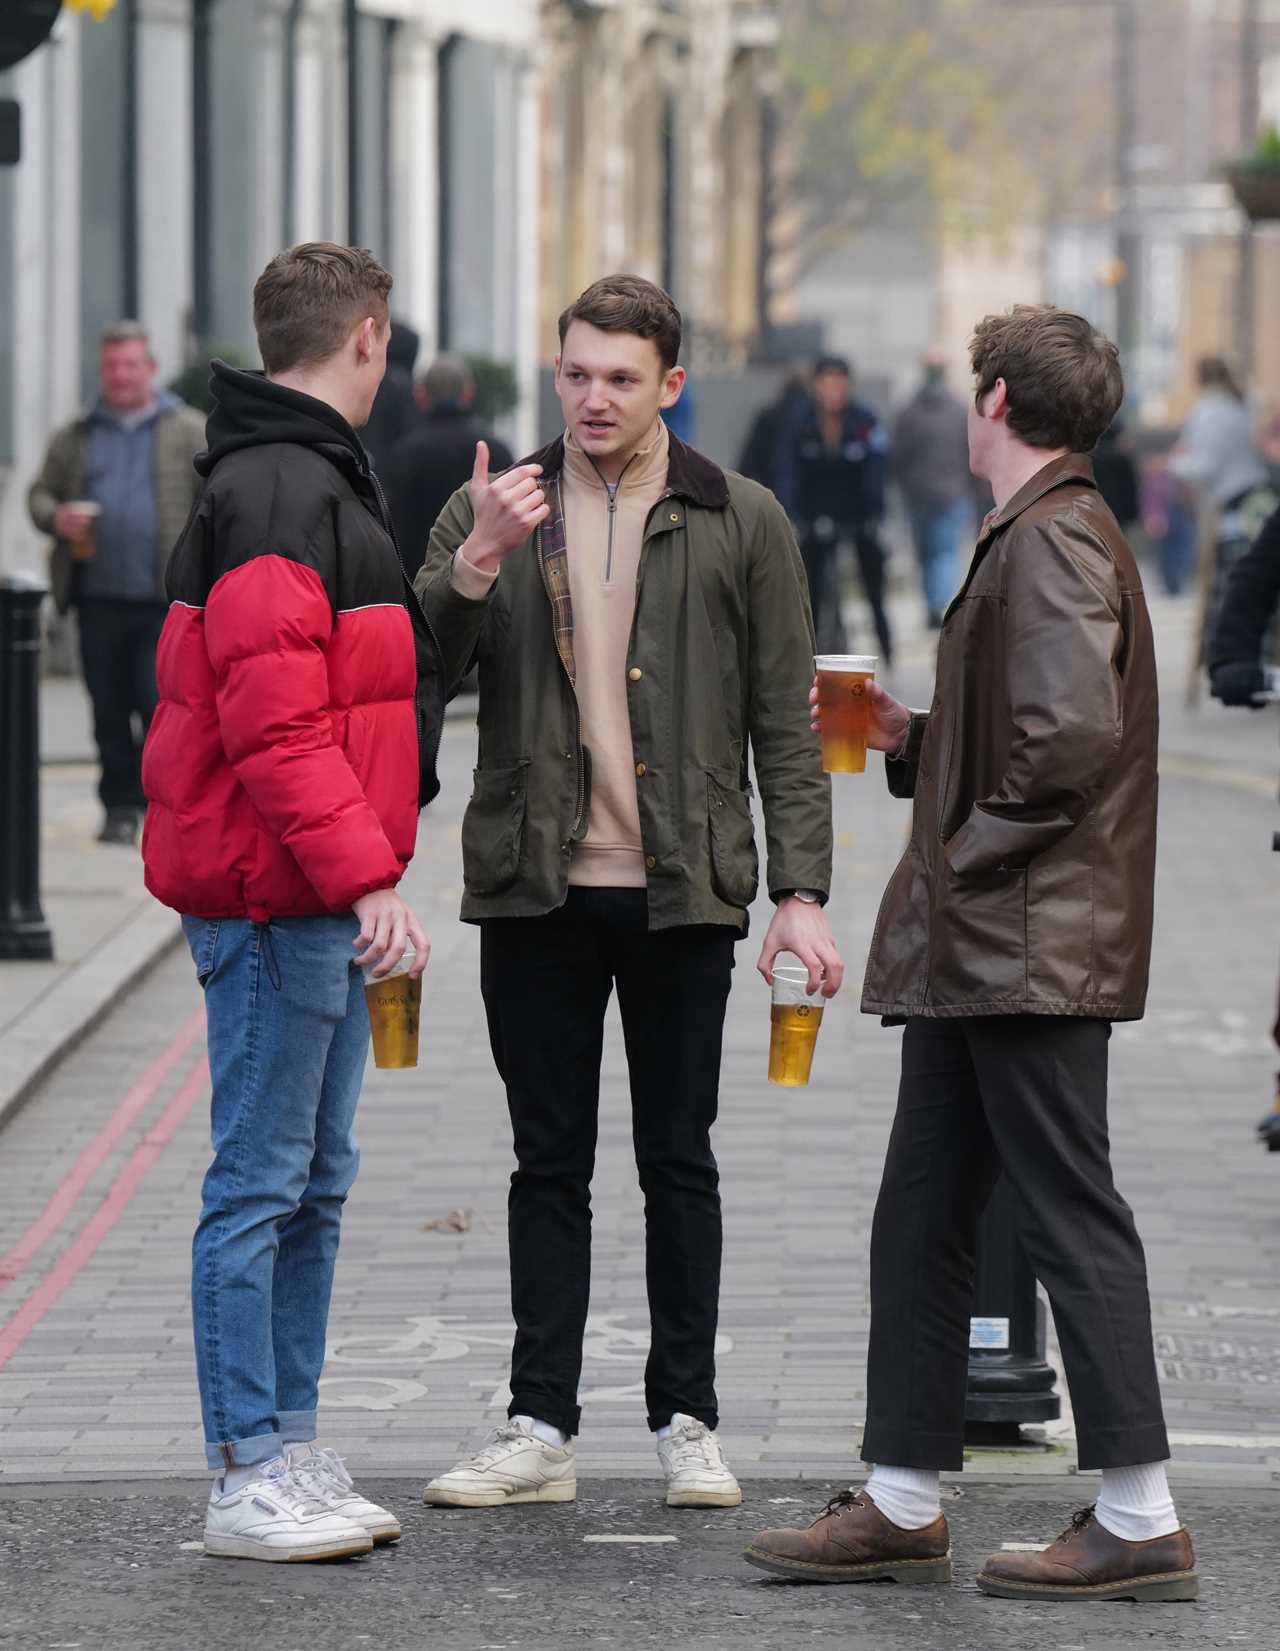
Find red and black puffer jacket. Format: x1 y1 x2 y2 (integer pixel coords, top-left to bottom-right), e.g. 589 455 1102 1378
142 363 445 922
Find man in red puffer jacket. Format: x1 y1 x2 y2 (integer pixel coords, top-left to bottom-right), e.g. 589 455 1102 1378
142 242 444 1564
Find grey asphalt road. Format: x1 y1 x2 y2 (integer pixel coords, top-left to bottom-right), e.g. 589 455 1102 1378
0 1478 1273 1651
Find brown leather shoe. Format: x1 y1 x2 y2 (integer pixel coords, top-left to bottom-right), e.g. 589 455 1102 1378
977 1506 1198 1602
744 1488 952 1585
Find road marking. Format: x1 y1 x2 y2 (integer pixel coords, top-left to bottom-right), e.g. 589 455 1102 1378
0 1008 204 1289
583 1535 677 1544
0 1057 207 1372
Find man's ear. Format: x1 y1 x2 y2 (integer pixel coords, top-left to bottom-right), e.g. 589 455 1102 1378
356 317 377 363
552 353 562 392
660 364 687 411
987 378 1011 423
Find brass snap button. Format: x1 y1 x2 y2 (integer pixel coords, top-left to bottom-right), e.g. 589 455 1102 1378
645 855 657 870
669 511 680 523
628 667 643 682
635 762 646 777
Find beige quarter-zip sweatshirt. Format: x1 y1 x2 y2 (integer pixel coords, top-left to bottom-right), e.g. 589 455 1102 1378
450 420 670 890
561 420 669 887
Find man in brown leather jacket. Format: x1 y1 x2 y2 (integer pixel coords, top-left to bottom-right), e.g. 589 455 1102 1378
746 307 1198 1603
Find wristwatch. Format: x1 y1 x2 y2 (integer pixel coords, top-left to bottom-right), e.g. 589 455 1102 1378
784 889 823 905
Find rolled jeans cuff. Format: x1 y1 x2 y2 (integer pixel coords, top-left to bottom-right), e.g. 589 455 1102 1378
278 1408 317 1445
205 1430 284 1472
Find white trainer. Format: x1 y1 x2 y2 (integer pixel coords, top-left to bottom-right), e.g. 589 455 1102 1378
423 1420 577 1508
658 1414 742 1508
203 1456 374 1561
288 1445 402 1544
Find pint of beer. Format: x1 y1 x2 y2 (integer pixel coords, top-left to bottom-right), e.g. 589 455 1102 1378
363 943 421 1070
815 654 877 774
768 960 824 1088
67 501 102 562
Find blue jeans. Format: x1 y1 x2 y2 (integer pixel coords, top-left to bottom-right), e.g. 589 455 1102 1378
182 914 369 1470
908 499 971 618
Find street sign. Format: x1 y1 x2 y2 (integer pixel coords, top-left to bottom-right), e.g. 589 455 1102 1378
0 100 19 166
0 1 62 74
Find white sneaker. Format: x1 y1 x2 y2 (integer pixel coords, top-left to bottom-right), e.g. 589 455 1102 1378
204 1456 374 1561
658 1414 742 1508
288 1445 402 1544
423 1420 577 1508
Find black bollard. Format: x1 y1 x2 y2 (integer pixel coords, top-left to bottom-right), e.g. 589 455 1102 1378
0 573 53 960
964 1175 1060 1444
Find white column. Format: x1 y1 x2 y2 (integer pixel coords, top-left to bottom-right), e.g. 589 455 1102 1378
0 21 81 577
512 45 541 454
388 21 438 354
136 0 193 379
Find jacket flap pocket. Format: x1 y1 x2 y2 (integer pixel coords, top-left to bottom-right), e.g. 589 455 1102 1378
706 767 759 908
461 761 530 896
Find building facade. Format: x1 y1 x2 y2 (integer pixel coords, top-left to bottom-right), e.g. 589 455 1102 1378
0 0 541 577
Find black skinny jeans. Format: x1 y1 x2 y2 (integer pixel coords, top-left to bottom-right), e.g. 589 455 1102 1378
863 1015 1169 1472
76 598 166 811
480 887 737 1437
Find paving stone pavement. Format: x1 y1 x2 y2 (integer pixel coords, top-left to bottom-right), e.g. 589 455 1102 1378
1 594 1278 1498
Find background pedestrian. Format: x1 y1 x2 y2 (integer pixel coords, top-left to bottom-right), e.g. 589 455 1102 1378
26 323 203 845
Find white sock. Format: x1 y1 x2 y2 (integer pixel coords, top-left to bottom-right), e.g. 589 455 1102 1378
655 1424 673 1442
284 1440 316 1458
863 1464 943 1530
512 1414 569 1449
1095 1461 1180 1542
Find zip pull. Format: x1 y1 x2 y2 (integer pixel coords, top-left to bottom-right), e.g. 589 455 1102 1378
605 482 619 583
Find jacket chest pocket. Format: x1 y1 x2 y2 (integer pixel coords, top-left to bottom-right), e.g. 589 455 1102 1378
706 768 758 908
461 761 530 896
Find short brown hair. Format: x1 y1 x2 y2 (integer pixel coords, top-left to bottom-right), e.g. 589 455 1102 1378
969 305 1123 453
558 274 682 372
253 242 393 374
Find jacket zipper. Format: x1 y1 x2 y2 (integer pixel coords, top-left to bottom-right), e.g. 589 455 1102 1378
605 482 618 582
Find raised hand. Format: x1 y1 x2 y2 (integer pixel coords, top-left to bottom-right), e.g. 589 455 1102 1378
463 441 551 574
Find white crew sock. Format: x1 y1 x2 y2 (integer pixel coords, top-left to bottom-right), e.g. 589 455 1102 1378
512 1414 569 1449
1095 1461 1180 1542
655 1424 674 1442
863 1464 943 1531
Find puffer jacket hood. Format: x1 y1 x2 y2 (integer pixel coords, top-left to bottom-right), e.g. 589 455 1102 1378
197 360 369 477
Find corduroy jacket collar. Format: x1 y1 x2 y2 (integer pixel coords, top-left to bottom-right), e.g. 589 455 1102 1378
520 428 731 510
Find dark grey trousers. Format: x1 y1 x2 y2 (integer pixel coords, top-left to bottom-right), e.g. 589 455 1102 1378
862 1014 1169 1472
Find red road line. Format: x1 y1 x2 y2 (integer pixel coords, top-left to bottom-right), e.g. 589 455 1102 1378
0 1008 204 1289
0 1057 208 1372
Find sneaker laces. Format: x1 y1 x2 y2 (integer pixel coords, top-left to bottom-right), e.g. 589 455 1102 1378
469 1422 540 1466
665 1419 725 1472
252 1456 331 1518
290 1447 355 1498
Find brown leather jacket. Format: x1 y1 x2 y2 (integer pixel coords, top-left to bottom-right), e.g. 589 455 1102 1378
861 454 1158 1021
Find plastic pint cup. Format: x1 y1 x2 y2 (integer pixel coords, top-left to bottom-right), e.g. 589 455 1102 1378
768 961 824 1088
362 942 421 1069
815 654 877 774
67 501 102 562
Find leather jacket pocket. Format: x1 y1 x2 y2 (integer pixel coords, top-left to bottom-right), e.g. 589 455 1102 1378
706 768 759 908
462 761 530 896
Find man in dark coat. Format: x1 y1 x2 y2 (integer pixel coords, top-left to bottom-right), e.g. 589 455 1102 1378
382 356 514 571
1208 500 1280 1148
361 316 419 470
